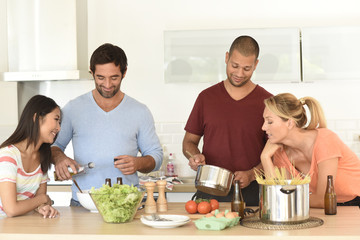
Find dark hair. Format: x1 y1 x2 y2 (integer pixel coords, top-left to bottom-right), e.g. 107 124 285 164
0 95 60 173
90 43 128 75
229 35 260 60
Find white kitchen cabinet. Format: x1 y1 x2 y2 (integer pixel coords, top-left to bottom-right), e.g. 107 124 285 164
6 0 77 72
164 27 301 83
0 81 17 142
47 191 72 207
302 26 360 82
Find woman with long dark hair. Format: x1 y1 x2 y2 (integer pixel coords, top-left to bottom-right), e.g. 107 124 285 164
0 95 60 218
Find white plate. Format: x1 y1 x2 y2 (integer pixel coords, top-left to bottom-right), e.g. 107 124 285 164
140 215 190 228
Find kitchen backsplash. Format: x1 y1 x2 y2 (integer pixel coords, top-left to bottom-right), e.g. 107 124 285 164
0 120 359 178
155 119 360 178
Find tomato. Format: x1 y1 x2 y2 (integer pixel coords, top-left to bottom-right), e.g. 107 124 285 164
197 201 212 214
185 200 198 214
210 199 219 211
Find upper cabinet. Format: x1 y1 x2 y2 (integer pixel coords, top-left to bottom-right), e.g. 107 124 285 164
1 0 91 81
164 26 360 84
301 26 360 82
164 28 301 84
6 0 77 72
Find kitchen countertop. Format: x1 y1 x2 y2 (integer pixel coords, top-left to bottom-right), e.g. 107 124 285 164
0 203 359 240
48 177 197 193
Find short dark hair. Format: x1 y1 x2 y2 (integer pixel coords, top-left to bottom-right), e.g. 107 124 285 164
229 35 260 60
90 43 128 75
0 95 60 173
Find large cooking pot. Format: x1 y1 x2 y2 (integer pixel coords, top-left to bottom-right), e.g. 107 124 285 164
195 165 234 196
259 181 309 224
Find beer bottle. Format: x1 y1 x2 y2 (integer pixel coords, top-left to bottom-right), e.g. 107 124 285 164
324 175 337 215
105 178 112 187
231 180 245 219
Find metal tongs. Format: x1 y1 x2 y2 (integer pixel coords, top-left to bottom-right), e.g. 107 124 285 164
144 213 172 221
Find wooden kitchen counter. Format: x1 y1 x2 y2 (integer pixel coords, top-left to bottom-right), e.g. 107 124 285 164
0 203 359 240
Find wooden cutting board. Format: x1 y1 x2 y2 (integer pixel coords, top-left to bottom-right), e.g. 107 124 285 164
134 202 232 219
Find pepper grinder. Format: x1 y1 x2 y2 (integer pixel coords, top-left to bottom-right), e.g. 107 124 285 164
144 181 157 214
156 180 168 212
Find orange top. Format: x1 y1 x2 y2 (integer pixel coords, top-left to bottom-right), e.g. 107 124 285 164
273 128 360 203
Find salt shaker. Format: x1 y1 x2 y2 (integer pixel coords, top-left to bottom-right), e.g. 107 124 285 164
156 180 168 212
144 181 157 214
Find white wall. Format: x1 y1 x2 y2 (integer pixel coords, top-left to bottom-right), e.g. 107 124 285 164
87 0 360 121
1 0 360 178
86 0 360 176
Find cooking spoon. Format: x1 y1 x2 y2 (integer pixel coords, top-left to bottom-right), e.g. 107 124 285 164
185 150 194 158
73 179 83 193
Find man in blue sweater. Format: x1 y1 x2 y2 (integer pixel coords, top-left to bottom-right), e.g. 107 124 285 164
51 43 163 206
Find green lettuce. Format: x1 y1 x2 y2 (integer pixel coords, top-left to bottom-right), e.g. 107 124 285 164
90 184 143 223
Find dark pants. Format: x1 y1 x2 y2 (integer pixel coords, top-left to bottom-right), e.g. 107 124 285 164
337 196 360 207
70 198 82 207
192 180 259 206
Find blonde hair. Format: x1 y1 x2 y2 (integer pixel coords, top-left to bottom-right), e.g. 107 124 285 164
264 93 327 130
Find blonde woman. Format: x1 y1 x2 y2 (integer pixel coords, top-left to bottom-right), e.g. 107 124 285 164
261 93 360 208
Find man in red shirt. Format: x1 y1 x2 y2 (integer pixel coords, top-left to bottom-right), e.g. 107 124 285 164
183 35 272 205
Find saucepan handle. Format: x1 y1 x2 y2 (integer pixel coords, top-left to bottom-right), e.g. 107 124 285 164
280 187 296 194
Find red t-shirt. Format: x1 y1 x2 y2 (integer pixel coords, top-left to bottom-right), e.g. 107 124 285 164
185 81 272 172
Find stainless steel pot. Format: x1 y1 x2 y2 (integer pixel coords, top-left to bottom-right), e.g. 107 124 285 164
195 165 234 196
259 181 309 224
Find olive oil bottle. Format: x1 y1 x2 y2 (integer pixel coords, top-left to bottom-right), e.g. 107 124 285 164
54 162 95 181
231 180 245 219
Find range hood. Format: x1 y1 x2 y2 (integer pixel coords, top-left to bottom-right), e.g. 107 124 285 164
0 0 91 81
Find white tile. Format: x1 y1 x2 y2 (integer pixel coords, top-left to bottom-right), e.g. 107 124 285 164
172 133 185 144
161 123 184 134
156 119 360 177
162 144 181 155
158 134 173 145
350 142 360 153
154 123 162 133
335 120 358 130
350 132 360 142
335 131 348 142
327 120 336 129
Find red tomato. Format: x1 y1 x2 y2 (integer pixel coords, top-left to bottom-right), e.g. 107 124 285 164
185 200 198 214
210 199 219 211
197 201 212 214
